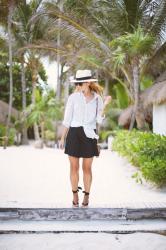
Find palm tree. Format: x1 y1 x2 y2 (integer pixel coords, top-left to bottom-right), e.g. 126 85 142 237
0 0 20 147
26 54 43 140
26 89 62 144
20 53 29 144
35 1 165 77
110 27 155 129
13 0 165 133
35 0 166 128
13 0 48 141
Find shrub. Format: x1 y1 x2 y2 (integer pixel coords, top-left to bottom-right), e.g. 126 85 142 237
0 124 16 146
45 130 56 141
112 129 166 187
99 130 113 141
99 130 118 142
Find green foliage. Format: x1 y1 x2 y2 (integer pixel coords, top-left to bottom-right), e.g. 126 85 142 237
26 89 63 138
78 54 103 69
8 128 16 145
105 110 121 130
140 75 153 91
64 0 93 19
112 129 166 187
113 83 129 108
110 26 154 57
0 124 16 146
0 62 47 110
110 26 155 72
99 130 113 141
103 95 123 131
45 130 56 141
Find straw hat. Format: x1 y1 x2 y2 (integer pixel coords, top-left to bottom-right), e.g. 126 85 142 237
70 70 98 83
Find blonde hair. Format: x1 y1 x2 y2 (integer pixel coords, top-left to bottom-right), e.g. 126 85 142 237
74 85 81 92
89 82 103 96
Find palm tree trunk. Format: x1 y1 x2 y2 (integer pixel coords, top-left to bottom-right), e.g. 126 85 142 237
21 57 29 144
56 1 63 101
135 103 146 129
129 62 139 130
56 64 61 100
104 77 109 95
56 24 61 101
41 120 45 142
5 0 14 148
64 83 69 103
32 71 40 140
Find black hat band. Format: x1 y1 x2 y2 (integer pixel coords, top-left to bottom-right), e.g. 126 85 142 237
76 76 92 81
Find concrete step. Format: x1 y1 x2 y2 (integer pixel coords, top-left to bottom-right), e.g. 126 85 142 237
0 219 166 234
0 207 166 221
0 232 166 250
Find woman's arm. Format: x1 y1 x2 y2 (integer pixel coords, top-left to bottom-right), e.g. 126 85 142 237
59 95 74 149
97 95 112 124
59 126 69 149
101 96 112 117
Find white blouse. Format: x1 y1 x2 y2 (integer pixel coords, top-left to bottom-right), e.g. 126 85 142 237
62 91 105 139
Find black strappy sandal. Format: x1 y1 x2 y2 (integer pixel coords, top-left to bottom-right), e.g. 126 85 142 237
82 191 90 207
72 186 82 207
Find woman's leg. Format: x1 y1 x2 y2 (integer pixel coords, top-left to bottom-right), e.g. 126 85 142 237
82 157 94 204
69 156 80 204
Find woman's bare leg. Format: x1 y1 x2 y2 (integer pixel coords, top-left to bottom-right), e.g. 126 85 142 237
82 157 94 205
69 156 80 204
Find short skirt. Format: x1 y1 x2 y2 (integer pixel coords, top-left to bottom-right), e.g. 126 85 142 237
64 126 99 158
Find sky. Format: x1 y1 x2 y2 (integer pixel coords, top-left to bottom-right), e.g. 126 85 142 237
41 57 58 91
26 0 60 91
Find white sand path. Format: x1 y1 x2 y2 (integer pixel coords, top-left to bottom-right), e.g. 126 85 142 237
0 145 165 208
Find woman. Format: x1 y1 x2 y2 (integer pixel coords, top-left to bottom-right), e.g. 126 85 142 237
59 70 111 207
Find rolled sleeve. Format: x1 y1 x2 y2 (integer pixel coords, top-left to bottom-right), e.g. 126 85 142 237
96 96 105 125
62 95 73 128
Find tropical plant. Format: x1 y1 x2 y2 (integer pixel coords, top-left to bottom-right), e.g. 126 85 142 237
0 0 21 147
12 0 48 141
0 123 16 146
110 27 155 129
37 0 166 130
1 0 166 136
26 89 62 143
41 0 166 73
112 129 166 187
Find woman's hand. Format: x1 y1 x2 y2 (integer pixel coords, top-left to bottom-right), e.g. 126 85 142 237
101 95 112 117
104 95 112 107
58 126 69 149
59 138 65 149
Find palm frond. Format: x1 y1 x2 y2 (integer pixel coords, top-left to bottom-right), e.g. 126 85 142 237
149 0 166 41
17 42 65 55
110 26 154 57
32 2 111 54
143 41 166 76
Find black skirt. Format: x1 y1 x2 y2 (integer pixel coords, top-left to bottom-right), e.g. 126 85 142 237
64 126 99 158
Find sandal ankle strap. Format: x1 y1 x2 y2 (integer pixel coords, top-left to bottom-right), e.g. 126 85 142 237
72 186 82 193
83 191 89 195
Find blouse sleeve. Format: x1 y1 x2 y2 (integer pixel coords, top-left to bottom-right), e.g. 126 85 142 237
96 95 105 125
62 95 74 128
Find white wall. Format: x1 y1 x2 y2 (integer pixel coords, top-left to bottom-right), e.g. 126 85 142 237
153 104 166 136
